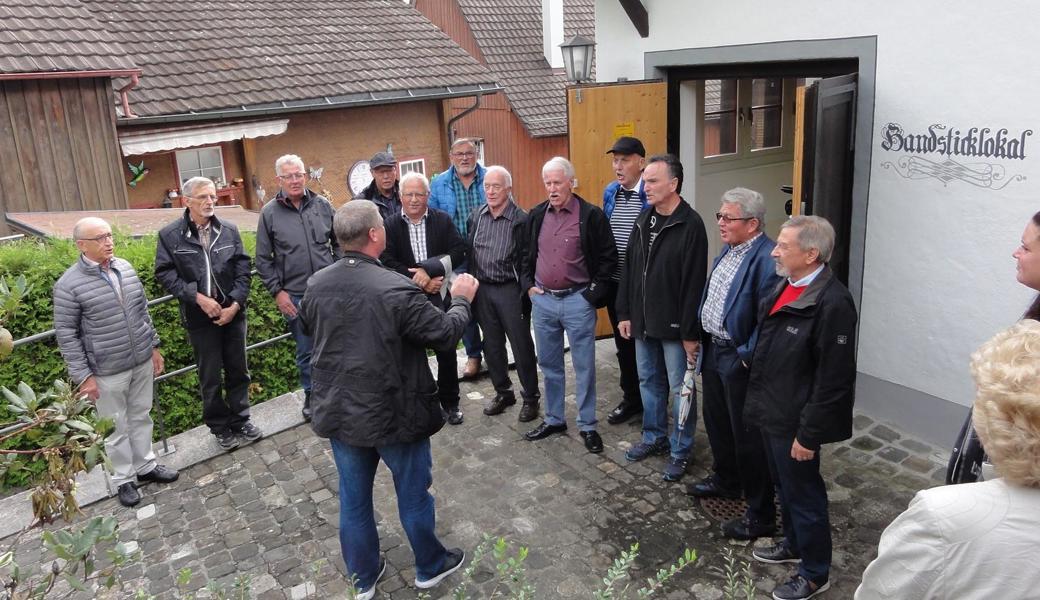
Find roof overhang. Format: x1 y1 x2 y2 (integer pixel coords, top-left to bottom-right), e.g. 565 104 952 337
0 68 141 81
118 83 503 126
118 118 289 156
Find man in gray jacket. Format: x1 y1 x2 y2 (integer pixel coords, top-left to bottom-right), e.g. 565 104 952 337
53 217 178 508
255 154 340 421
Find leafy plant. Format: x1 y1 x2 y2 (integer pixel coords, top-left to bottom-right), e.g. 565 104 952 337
712 547 757 600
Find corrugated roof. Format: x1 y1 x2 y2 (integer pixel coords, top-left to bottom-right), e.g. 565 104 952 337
77 0 497 118
456 0 594 137
0 0 137 75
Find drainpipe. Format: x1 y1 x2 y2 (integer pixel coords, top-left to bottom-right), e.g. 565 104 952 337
446 92 484 145
118 72 140 119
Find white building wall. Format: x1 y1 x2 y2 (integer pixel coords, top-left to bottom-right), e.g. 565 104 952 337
595 0 1039 412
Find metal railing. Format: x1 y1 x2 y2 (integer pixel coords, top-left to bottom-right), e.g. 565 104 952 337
6 272 292 455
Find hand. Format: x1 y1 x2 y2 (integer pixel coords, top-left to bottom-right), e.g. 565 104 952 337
196 293 222 318
151 349 165 377
408 267 431 288
78 375 100 402
528 286 543 297
423 276 444 295
275 290 297 318
618 320 632 339
214 303 239 326
682 340 700 364
452 273 479 303
791 438 816 461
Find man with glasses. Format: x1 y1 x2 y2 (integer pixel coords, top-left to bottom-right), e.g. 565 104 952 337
156 177 258 451
380 172 468 425
355 151 401 221
429 138 486 379
54 217 178 507
256 154 341 421
689 188 782 541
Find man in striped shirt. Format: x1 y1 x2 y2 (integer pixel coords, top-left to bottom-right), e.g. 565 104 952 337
602 137 649 426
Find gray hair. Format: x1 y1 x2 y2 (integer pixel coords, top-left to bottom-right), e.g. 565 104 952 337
72 217 110 241
780 215 835 264
275 154 305 176
450 137 477 153
181 176 215 199
334 200 383 251
721 187 766 229
542 156 575 180
399 171 430 193
484 165 512 188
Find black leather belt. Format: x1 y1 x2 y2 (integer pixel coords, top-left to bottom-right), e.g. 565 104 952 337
541 285 585 298
711 336 735 348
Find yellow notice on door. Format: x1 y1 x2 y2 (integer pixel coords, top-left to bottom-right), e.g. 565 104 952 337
613 122 634 138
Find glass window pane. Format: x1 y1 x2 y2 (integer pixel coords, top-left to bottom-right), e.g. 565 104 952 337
751 106 782 150
704 79 737 112
198 147 222 169
704 112 737 157
751 78 782 107
176 150 201 173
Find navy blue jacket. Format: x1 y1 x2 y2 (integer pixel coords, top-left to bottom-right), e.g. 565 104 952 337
698 234 782 364
602 180 648 219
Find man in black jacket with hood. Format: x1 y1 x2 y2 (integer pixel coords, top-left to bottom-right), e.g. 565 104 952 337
743 215 857 600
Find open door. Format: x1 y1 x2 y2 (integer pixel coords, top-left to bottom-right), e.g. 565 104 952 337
567 80 667 337
797 73 856 284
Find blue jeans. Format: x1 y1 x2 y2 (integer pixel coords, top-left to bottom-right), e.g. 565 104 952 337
762 433 831 585
531 291 597 430
634 337 695 459
286 294 312 393
329 438 451 589
462 317 483 359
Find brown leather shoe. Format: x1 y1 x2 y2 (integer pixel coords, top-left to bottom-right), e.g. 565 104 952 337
517 402 539 422
463 357 481 378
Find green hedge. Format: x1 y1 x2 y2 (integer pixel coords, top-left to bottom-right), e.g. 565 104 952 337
0 232 299 487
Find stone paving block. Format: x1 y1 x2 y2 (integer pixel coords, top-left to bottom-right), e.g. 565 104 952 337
901 455 934 474
878 446 910 463
870 423 901 442
852 413 874 430
850 435 884 452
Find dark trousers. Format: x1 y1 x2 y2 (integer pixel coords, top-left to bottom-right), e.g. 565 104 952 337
702 340 774 523
762 433 832 585
434 347 459 411
473 281 540 402
187 313 251 435
606 291 642 407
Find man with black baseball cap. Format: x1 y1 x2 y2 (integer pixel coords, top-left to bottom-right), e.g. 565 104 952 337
356 151 401 221
602 136 649 426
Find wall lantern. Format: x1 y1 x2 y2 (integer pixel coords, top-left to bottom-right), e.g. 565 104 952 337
559 35 595 84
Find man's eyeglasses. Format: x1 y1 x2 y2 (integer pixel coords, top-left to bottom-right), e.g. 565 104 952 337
484 183 506 191
78 233 114 243
189 194 219 201
716 213 755 224
451 151 476 159
402 192 429 199
278 172 306 181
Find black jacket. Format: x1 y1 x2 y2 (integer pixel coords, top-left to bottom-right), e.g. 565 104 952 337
616 199 707 341
743 266 858 450
155 210 252 329
466 201 532 313
299 252 471 446
521 194 618 308
255 189 340 296
380 208 467 310
355 180 401 223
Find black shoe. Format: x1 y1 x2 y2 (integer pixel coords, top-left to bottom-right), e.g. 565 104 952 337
524 421 567 440
772 575 829 600
234 421 263 442
302 390 312 422
117 482 141 507
606 401 643 425
685 474 741 499
721 515 777 540
483 393 516 416
580 430 604 453
137 464 179 484
447 407 464 425
517 402 539 423
415 548 465 589
753 542 801 564
216 430 240 451
662 456 688 482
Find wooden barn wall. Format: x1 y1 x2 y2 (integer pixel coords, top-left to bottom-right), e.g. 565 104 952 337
414 0 486 64
0 77 127 234
446 95 568 210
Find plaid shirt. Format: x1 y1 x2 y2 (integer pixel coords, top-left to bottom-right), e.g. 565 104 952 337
450 172 483 238
405 210 428 262
700 233 761 339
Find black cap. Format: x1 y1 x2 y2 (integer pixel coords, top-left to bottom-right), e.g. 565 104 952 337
369 151 396 169
606 136 645 157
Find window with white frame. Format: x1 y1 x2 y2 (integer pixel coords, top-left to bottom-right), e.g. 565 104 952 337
701 78 791 163
399 158 426 177
473 139 485 165
176 146 226 187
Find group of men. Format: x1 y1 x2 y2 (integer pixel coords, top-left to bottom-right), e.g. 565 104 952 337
52 134 856 600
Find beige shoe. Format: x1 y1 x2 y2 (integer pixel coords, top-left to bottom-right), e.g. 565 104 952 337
463 356 481 378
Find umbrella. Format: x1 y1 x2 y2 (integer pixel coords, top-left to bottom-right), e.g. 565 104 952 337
677 357 698 429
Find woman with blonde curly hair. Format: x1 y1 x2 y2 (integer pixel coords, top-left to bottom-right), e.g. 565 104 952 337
855 320 1040 599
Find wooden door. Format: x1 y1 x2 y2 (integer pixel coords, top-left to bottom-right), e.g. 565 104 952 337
567 81 667 337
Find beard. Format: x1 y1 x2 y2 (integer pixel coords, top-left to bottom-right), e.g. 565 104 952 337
774 261 789 278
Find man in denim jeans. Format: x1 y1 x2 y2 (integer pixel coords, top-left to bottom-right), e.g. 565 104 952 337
255 154 340 421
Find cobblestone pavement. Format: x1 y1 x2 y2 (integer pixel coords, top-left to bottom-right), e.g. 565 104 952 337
7 340 950 599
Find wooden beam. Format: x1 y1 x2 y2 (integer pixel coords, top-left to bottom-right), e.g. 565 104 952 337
618 0 649 38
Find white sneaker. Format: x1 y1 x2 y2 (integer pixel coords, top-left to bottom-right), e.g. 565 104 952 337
414 548 465 589
356 558 386 600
